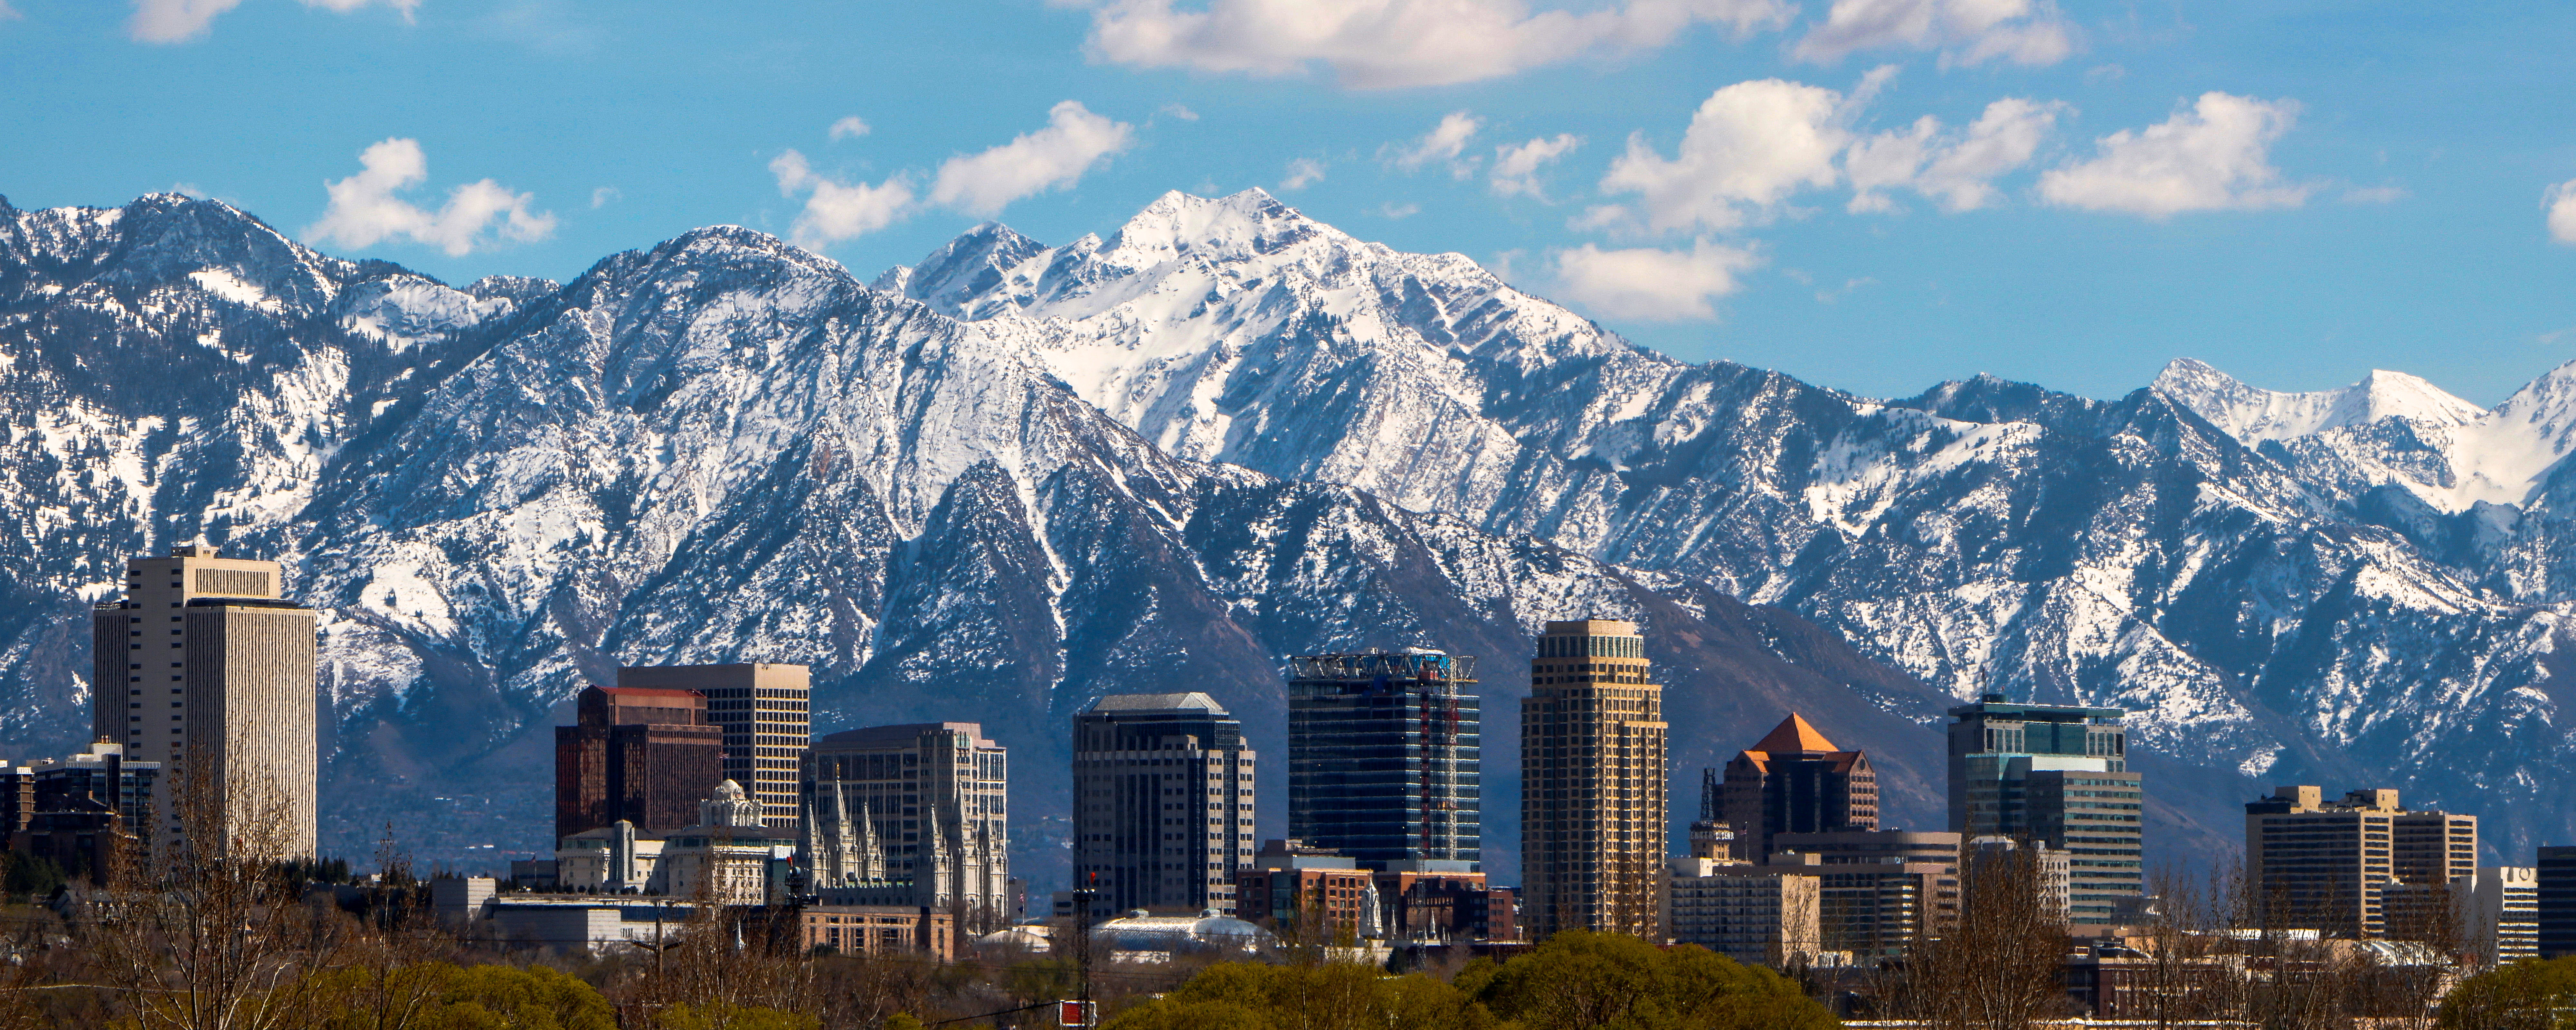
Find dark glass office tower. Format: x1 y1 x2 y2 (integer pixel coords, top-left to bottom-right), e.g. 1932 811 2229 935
1286 651 1481 872
2540 846 2576 958
1947 694 2142 925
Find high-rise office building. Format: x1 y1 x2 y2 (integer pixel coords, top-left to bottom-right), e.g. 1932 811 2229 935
2244 786 2476 939
1946 695 2141 924
2540 847 2576 959
5 741 162 883
1715 713 1878 861
554 685 724 840
90 545 315 857
1072 693 1258 919
801 722 1012 930
1285 651 1480 872
618 663 810 827
2458 866 2539 966
1522 618 1668 940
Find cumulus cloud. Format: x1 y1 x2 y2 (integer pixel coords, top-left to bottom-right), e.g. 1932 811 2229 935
130 0 415 43
829 116 872 141
1281 158 1327 191
304 138 555 257
1552 239 1761 320
1847 97 2064 213
1491 134 1582 199
1392 112 1483 175
771 150 918 247
927 100 1134 217
589 186 620 208
1075 0 1793 89
768 101 1133 247
2038 92 2311 218
1158 103 1200 121
2550 180 2576 245
1586 78 1854 234
1794 0 2076 67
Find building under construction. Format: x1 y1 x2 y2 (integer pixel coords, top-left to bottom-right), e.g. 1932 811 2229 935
1285 651 1481 873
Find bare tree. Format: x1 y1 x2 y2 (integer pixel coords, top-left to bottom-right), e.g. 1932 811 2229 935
1889 844 2071 1030
81 766 344 1030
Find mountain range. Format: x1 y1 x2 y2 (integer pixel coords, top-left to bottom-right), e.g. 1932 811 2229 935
5 187 2573 886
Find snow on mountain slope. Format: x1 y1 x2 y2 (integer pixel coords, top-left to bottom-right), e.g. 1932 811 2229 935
889 199 2576 861
2154 357 2484 443
0 193 1989 876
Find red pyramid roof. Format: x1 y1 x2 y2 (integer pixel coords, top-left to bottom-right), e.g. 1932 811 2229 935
1751 713 1839 754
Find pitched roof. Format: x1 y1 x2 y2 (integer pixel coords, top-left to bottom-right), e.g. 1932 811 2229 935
1752 713 1839 755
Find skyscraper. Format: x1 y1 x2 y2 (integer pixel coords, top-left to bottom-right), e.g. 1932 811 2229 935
1715 713 1878 861
554 685 725 840
2539 846 2576 958
1286 650 1480 872
90 545 315 857
801 722 1013 930
1521 618 1668 940
1072 693 1258 920
618 663 810 827
2244 786 2477 939
1946 694 2141 925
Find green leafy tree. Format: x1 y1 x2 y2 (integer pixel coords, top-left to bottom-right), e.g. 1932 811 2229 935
2437 956 2576 1030
303 963 616 1030
1457 931 1836 1030
652 1001 819 1030
1103 960 1491 1030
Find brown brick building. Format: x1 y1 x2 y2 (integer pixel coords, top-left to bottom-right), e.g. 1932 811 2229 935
555 686 724 841
799 905 954 960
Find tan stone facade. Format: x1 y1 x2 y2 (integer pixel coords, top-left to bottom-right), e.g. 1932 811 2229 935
1520 618 1667 940
618 663 810 827
90 546 315 858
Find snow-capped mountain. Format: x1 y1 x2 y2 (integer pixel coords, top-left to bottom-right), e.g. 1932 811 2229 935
8 186 2576 878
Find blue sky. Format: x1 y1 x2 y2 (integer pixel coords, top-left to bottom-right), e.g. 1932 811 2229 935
2 0 2571 403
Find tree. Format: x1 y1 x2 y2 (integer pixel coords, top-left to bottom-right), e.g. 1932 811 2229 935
1457 931 1833 1030
2437 956 2576 1030
82 765 346 1030
1103 960 1490 1030
1884 844 2070 1030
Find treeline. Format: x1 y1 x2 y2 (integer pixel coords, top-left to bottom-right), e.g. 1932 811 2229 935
1104 932 1835 1030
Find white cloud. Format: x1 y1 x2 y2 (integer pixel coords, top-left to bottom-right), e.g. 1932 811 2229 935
1794 0 2076 67
829 116 872 141
1392 112 1482 176
1158 103 1200 121
1587 78 1852 234
1378 202 1420 219
2038 92 2311 218
589 186 620 208
1491 133 1582 200
1281 158 1327 191
2549 180 2576 245
304 138 555 257
1847 97 2064 213
771 150 918 246
130 0 415 43
0 2 19 20
928 100 1134 217
1551 238 1761 320
1075 0 1793 89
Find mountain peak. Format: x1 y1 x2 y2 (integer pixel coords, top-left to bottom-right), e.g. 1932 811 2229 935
2152 357 2482 444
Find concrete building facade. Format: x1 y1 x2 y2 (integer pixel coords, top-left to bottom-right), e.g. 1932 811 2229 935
800 722 1012 931
617 663 810 827
2458 865 2539 967
90 545 315 859
1666 858 1823 968
2244 786 2478 939
1946 695 2140 924
1521 618 1668 940
555 686 725 840
1072 693 1258 920
1285 651 1480 873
